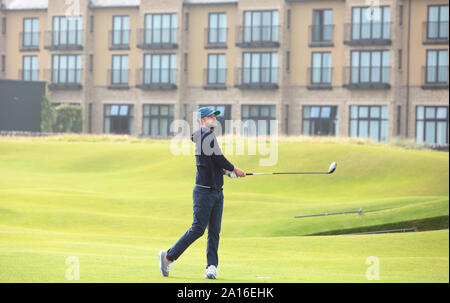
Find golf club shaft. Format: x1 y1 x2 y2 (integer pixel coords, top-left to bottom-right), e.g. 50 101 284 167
247 172 329 175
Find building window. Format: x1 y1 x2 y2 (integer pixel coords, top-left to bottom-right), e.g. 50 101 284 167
208 13 227 44
111 55 129 84
89 54 93 72
312 9 333 42
104 104 134 135
399 5 403 26
242 105 276 136
88 103 92 133
143 104 174 137
242 52 278 84
425 50 448 84
2 17 6 35
427 5 449 40
350 50 390 84
302 106 338 136
398 49 402 70
144 13 177 45
22 56 38 81
90 15 94 33
143 54 176 84
198 105 231 135
351 6 390 40
287 9 291 29
1 55 5 72
207 54 226 85
397 105 401 136
52 16 83 47
349 105 388 142
112 16 130 46
23 18 39 48
243 10 279 43
52 55 81 84
311 52 332 84
416 106 449 145
286 51 290 72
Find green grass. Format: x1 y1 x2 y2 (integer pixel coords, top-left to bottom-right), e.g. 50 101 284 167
0 135 448 282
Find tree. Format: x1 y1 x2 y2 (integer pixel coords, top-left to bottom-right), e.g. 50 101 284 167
40 96 56 132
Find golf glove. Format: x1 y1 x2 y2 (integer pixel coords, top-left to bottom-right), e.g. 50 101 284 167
225 170 239 178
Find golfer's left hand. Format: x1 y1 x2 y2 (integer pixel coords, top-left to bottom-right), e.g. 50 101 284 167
234 167 246 178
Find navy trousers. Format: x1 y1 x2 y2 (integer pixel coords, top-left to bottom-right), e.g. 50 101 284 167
167 186 224 268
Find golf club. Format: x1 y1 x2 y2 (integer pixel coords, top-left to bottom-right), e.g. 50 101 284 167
246 161 337 176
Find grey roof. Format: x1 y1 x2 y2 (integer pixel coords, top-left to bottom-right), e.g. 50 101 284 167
2 0 48 10
89 0 140 8
1 0 239 10
183 0 238 5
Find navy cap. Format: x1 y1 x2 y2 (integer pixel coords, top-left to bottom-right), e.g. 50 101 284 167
196 107 221 119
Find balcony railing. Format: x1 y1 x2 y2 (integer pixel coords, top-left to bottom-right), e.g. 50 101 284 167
19 69 39 81
421 66 449 89
204 27 228 49
20 32 40 51
45 68 83 90
136 68 177 90
343 22 392 46
136 28 178 49
309 25 334 47
234 67 279 89
235 25 280 48
423 21 449 45
203 68 227 89
307 67 333 90
343 66 391 89
108 69 130 89
44 30 83 50
109 30 130 50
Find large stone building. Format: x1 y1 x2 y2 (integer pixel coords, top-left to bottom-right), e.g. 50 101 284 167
0 0 448 146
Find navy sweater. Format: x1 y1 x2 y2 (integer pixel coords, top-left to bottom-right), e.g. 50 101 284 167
191 126 235 189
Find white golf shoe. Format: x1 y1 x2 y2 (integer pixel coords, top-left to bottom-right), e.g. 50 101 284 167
205 265 217 279
158 251 173 277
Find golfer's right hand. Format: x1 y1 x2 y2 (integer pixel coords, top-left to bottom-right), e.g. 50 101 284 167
234 167 246 178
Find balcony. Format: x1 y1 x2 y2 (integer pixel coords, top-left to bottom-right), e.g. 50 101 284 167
109 30 130 50
235 25 280 48
18 69 39 81
203 68 227 90
46 69 83 90
234 67 279 90
19 32 40 51
309 25 334 47
204 27 228 49
422 21 449 45
343 66 391 89
307 67 333 90
343 22 392 46
136 28 178 50
44 30 83 51
136 68 177 90
108 69 130 90
421 66 449 90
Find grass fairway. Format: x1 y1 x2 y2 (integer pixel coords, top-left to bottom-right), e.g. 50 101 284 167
0 135 448 282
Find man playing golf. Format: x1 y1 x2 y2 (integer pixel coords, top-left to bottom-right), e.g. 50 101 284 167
159 107 246 279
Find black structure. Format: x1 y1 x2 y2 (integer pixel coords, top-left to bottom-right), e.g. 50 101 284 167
0 79 46 132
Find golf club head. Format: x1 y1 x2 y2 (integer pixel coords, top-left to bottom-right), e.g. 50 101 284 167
328 162 337 174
